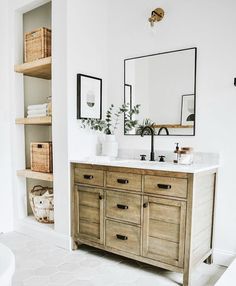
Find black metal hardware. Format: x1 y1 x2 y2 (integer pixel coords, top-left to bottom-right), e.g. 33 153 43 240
234 78 236 86
141 126 155 161
157 184 171 189
117 179 129 184
99 195 103 200
157 127 169 135
117 204 128 210
37 144 43 148
140 154 146 161
143 202 149 208
116 234 128 240
83 175 94 180
158 155 165 162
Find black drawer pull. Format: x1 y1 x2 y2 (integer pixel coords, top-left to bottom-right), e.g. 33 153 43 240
117 204 128 210
116 234 128 240
117 179 129 184
83 175 94 180
157 184 171 189
99 195 103 200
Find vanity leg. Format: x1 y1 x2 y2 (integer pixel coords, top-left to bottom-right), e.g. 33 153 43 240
183 267 192 286
204 254 213 265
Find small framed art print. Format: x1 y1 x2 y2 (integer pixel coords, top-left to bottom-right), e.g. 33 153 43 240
77 73 102 119
181 94 195 126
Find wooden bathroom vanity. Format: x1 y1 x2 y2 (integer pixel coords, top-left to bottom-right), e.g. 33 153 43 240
71 160 218 286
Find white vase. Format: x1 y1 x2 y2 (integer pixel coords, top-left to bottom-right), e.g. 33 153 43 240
102 135 118 158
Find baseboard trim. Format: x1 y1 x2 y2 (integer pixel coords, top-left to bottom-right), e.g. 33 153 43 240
214 249 236 267
15 218 72 250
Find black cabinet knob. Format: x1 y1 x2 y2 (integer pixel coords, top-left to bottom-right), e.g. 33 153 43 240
143 202 149 208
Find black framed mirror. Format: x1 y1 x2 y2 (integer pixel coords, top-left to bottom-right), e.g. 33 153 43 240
124 47 197 136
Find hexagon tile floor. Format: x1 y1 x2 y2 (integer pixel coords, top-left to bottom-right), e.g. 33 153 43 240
0 232 226 286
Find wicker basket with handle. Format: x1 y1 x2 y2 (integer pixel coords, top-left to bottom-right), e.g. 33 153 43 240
24 27 51 63
29 185 54 224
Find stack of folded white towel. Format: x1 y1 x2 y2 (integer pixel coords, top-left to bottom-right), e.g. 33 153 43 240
27 103 52 118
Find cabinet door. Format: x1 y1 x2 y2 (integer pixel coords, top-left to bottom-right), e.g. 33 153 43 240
75 185 104 244
143 196 186 267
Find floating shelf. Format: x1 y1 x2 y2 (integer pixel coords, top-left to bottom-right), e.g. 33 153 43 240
14 57 52 79
15 116 52 125
154 124 193 129
17 169 53 182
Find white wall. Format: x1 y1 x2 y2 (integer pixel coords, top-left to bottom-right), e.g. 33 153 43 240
67 0 108 160
0 0 14 233
106 0 236 265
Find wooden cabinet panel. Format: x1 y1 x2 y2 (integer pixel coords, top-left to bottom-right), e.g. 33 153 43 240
106 191 141 224
106 171 141 192
75 186 104 244
143 196 186 267
105 219 141 255
144 175 187 198
75 168 104 187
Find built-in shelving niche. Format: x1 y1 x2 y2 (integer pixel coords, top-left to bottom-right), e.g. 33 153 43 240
15 2 54 230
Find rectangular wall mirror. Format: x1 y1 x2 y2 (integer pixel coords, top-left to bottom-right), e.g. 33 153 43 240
124 47 197 136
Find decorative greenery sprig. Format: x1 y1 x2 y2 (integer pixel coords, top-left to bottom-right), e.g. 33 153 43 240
136 118 156 135
81 103 141 134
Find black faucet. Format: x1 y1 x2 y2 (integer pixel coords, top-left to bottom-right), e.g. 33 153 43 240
157 127 169 135
141 126 155 161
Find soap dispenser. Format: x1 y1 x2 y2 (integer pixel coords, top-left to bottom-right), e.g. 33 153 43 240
173 143 179 164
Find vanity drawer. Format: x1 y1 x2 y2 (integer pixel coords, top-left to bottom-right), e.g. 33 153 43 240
105 220 140 255
106 171 142 192
75 168 104 187
144 175 187 198
106 191 141 224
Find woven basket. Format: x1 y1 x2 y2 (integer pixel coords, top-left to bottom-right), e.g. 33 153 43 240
24 27 51 63
29 185 54 224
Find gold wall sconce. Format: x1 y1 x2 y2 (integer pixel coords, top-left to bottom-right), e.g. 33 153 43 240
148 8 165 27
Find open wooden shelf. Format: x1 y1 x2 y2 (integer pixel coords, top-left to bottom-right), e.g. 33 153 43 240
154 124 193 129
17 169 53 182
14 57 52 79
15 116 52 125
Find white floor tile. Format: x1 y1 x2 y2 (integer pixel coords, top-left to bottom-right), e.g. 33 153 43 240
0 231 226 286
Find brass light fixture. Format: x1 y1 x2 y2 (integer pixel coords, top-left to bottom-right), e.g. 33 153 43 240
148 8 165 27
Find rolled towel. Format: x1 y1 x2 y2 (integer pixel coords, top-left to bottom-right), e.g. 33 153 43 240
28 103 48 111
27 109 47 116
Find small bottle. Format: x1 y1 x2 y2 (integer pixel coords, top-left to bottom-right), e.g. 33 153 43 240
173 143 179 164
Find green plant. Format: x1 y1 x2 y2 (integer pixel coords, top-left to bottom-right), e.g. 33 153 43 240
136 118 156 135
81 103 141 134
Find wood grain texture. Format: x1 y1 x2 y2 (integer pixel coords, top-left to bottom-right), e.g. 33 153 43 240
75 168 104 187
106 171 142 192
14 56 51 79
143 196 186 268
144 175 187 198
76 186 104 244
72 164 217 286
15 116 52 125
73 163 188 178
105 219 141 256
17 169 53 181
106 190 141 224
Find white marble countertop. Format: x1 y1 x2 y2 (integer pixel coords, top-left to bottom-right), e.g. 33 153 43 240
71 157 219 174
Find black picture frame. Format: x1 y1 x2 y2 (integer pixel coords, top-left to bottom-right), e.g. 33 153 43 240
181 94 195 126
77 73 102 119
124 84 133 112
